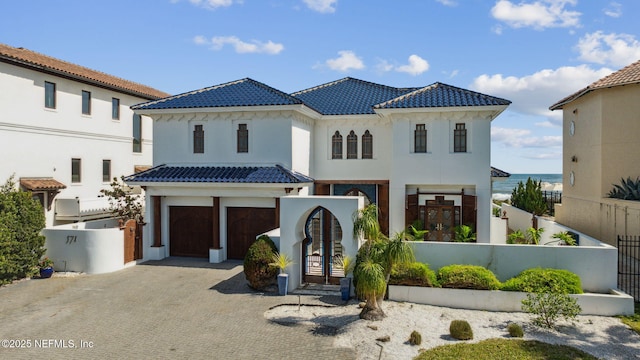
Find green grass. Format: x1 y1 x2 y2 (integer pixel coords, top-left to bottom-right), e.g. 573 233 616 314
619 302 640 335
414 339 597 360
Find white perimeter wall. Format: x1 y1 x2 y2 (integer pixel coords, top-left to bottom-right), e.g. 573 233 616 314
410 241 617 293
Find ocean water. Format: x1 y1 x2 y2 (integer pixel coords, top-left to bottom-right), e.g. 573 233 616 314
493 173 563 201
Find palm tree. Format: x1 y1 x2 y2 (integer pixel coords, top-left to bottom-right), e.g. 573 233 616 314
352 205 414 320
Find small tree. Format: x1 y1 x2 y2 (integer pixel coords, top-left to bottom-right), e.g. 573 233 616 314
510 177 547 216
0 176 46 285
521 292 581 329
100 176 144 223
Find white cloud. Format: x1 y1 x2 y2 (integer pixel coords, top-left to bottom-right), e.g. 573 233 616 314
194 35 284 55
436 0 457 6
492 127 562 148
604 1 622 18
324 51 365 72
472 65 613 125
491 0 581 30
375 59 394 73
576 31 640 67
303 0 337 13
395 55 430 76
184 0 239 10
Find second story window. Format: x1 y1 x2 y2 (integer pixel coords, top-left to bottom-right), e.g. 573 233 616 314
71 158 81 183
82 90 91 115
362 130 373 159
112 98 120 120
237 124 248 153
347 130 358 159
194 125 204 153
44 81 56 109
133 114 142 153
102 160 111 182
331 131 343 159
454 123 467 153
415 124 427 153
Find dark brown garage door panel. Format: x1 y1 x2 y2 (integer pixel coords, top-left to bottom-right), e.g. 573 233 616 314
227 207 276 260
170 206 213 258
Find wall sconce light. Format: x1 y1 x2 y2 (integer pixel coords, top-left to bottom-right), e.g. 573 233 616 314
572 108 578 114
571 155 578 163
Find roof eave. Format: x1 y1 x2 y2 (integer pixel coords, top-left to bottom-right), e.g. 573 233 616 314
123 180 313 188
132 104 321 117
374 104 510 119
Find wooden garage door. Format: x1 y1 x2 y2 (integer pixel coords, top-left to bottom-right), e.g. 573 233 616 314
227 207 276 260
169 206 213 258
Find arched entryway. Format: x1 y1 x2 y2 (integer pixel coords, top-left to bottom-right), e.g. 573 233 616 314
302 206 344 284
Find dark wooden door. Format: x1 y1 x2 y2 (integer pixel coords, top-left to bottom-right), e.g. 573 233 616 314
123 219 136 264
426 206 456 241
169 206 213 258
227 207 276 260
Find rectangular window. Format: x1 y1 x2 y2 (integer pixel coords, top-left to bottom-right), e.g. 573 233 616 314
82 90 91 115
194 125 204 153
71 158 81 183
454 123 467 153
133 114 142 153
112 98 120 120
415 124 427 153
237 124 248 153
102 160 111 182
45 81 56 109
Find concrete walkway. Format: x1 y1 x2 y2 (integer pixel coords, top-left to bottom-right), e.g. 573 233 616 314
0 258 356 359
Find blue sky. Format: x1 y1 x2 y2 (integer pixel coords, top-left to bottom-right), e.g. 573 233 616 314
2 0 639 174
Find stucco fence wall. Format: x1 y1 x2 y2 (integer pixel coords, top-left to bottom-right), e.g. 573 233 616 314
408 241 616 293
42 218 132 274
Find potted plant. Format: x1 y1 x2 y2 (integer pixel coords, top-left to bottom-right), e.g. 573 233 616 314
336 255 355 301
549 231 577 246
38 257 54 279
270 252 294 296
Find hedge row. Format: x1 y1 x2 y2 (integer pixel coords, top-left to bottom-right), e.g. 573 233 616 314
389 263 583 294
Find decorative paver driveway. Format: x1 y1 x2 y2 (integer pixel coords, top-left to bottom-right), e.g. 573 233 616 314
0 258 356 359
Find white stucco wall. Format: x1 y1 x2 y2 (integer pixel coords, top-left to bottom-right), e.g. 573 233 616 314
278 195 364 291
0 62 154 226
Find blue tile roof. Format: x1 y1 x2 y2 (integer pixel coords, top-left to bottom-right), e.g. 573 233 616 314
124 164 314 184
291 77 418 115
132 78 303 110
132 77 510 114
491 166 511 178
375 83 511 109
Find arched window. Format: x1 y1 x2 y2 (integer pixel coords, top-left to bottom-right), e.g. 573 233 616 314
347 130 357 159
362 130 372 159
331 131 343 159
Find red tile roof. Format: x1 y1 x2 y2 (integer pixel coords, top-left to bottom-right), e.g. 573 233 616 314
550 59 640 110
20 178 66 191
0 43 169 100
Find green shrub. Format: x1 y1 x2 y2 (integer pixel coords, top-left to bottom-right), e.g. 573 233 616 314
521 292 581 329
449 320 473 340
507 323 524 338
501 268 583 294
510 177 547 215
408 330 422 345
437 265 501 290
0 176 46 285
243 235 278 290
389 262 439 287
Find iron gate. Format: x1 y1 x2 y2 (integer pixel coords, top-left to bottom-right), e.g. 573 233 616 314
618 235 640 302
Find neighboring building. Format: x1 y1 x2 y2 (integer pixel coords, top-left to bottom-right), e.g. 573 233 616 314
550 59 640 245
0 44 168 227
126 77 510 279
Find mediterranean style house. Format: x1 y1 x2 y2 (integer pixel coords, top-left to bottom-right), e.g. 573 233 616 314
0 44 168 227
126 77 510 283
550 59 640 246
